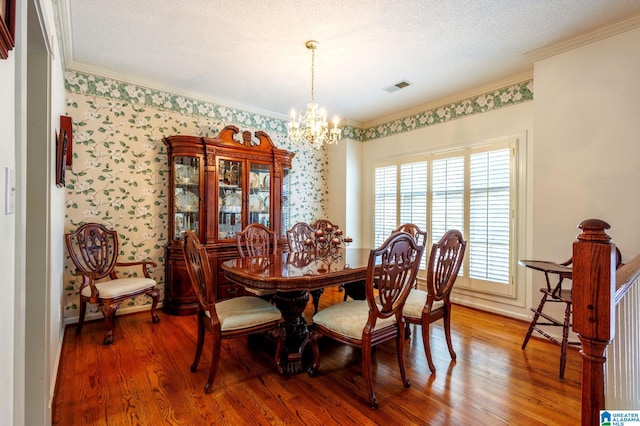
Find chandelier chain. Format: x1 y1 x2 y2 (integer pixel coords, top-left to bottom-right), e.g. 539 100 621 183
310 43 315 105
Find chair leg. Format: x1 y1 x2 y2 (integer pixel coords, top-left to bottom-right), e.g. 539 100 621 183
204 329 222 394
443 307 457 361
149 288 160 324
421 321 436 374
98 303 118 345
307 329 321 377
273 325 285 374
76 299 87 335
559 302 572 381
361 339 378 409
396 323 410 389
310 289 324 314
522 292 549 349
191 311 206 373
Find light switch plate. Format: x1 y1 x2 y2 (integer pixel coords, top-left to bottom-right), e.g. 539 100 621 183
5 166 15 215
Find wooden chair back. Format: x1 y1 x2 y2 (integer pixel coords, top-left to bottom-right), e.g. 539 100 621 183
65 222 119 281
183 230 216 309
426 230 467 303
286 222 316 252
394 223 427 247
236 223 277 258
366 231 425 319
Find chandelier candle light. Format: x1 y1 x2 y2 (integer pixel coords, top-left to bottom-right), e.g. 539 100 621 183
288 40 342 149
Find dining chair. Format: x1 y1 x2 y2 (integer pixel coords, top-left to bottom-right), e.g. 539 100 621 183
287 221 324 312
308 231 424 409
65 222 160 345
403 229 466 373
183 230 284 393
236 223 277 257
394 223 428 250
236 223 278 299
286 221 316 253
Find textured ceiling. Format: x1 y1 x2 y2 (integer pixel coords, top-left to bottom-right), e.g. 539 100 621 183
60 0 640 126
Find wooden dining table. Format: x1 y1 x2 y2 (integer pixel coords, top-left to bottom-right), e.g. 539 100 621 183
222 247 371 374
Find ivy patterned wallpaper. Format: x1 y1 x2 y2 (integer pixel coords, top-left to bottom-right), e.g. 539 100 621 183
62 70 532 321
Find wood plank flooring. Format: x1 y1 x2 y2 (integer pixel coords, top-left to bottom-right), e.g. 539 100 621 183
52 287 581 425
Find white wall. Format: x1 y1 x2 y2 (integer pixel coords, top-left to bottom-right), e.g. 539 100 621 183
532 27 640 262
326 138 363 245
528 26 640 339
0 20 18 426
0 1 68 424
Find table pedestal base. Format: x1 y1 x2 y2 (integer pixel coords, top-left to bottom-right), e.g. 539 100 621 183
272 290 312 375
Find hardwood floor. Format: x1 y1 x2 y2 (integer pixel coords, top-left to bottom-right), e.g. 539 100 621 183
52 287 581 425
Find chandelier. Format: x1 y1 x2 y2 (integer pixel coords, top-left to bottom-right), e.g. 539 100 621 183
287 40 342 149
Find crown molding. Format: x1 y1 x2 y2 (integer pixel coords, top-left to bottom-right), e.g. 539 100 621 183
55 0 73 70
525 12 640 63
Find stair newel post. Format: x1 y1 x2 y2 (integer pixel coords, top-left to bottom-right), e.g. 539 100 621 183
572 218 616 426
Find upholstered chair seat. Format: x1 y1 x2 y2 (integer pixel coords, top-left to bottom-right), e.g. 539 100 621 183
80 277 156 299
402 289 444 320
312 300 396 340
213 296 282 331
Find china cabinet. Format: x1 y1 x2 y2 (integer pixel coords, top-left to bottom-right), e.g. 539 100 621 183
163 126 294 315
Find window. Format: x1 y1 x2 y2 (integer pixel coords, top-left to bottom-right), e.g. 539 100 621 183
373 138 517 297
374 165 397 247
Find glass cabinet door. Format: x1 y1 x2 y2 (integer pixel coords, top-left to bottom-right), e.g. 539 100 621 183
218 159 243 239
174 156 200 240
249 163 271 228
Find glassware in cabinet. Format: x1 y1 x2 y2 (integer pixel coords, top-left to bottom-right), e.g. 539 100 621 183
249 162 271 228
218 159 243 240
173 156 200 240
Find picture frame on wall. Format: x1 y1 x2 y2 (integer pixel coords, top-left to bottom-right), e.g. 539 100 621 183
0 0 15 59
60 115 73 166
56 130 68 188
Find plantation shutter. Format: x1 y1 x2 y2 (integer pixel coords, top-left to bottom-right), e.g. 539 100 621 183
374 165 397 247
431 155 464 243
400 161 428 269
469 146 511 284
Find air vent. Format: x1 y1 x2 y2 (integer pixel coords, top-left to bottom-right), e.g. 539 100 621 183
383 80 412 93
